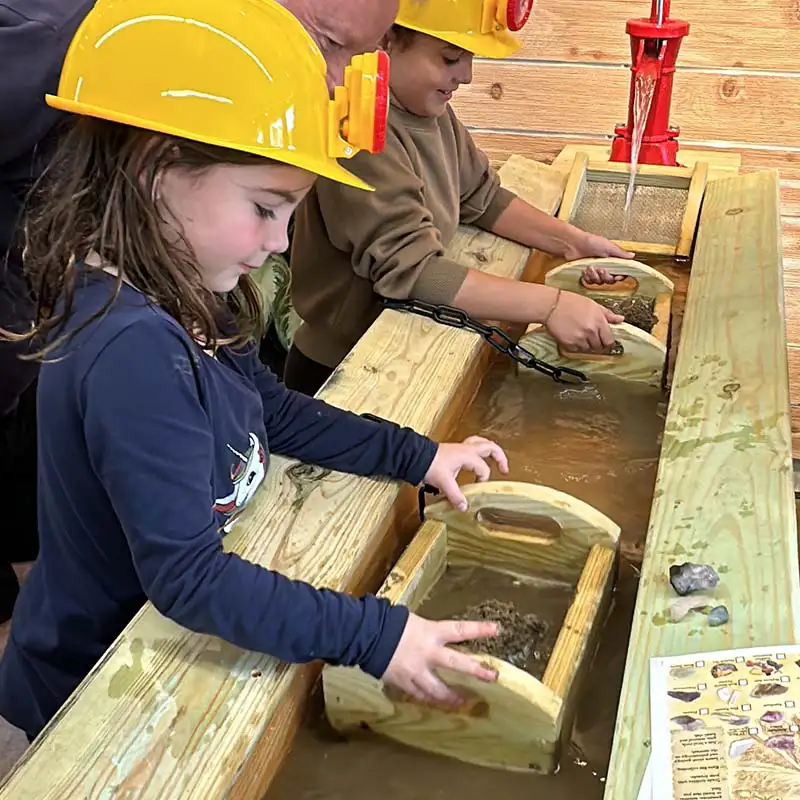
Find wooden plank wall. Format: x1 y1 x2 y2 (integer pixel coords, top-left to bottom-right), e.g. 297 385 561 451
450 0 800 450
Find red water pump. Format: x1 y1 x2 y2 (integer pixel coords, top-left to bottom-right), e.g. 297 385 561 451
609 0 690 166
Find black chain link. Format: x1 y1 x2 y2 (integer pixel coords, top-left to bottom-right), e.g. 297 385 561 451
382 298 588 384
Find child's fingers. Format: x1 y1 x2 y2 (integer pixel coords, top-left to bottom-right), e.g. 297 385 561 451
462 435 495 446
603 308 625 324
401 679 428 704
481 442 509 474
438 647 499 684
414 671 465 706
437 474 468 511
463 452 492 482
438 619 499 645
462 438 509 474
582 267 601 284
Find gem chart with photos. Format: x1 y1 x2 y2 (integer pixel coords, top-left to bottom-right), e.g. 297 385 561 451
649 645 800 799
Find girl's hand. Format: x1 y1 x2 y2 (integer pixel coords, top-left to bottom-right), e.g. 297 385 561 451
424 436 509 512
545 290 624 352
563 232 635 262
382 613 499 706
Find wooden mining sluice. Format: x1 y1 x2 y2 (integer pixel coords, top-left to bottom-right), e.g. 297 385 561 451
0 145 796 800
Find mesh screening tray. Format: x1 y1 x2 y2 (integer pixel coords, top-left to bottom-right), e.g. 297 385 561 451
557 153 709 258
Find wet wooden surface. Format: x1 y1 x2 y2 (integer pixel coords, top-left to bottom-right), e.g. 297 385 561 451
603 170 799 799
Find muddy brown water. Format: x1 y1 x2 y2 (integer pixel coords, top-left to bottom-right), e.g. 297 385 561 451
266 362 666 800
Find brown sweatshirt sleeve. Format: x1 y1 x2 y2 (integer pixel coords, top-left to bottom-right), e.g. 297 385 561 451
450 107 516 229
313 130 468 305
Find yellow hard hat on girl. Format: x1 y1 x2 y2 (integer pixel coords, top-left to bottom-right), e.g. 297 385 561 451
45 0 390 191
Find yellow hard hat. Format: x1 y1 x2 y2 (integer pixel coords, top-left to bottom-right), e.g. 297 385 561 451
395 0 534 58
45 0 390 191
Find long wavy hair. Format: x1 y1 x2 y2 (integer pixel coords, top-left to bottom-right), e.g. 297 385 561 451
5 116 266 360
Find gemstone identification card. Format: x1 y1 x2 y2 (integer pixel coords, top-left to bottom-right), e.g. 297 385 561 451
649 645 800 799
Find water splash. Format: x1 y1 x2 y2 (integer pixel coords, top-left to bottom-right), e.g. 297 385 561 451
623 56 659 231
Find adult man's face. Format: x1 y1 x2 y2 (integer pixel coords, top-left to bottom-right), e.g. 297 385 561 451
281 0 399 90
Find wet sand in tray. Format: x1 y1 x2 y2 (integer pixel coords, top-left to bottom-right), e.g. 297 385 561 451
419 566 572 679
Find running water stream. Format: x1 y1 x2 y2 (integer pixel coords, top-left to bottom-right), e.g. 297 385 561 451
623 55 659 230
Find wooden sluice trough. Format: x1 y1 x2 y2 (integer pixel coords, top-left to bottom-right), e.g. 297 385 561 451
0 149 797 800
521 257 675 387
323 483 621 774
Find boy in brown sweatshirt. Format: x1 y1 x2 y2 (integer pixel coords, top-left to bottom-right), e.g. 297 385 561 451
286 0 634 395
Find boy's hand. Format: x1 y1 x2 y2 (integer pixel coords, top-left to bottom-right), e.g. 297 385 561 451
545 290 624 352
563 231 635 262
382 614 499 706
424 436 509 512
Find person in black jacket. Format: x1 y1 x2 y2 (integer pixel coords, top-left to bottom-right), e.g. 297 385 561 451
0 0 98 623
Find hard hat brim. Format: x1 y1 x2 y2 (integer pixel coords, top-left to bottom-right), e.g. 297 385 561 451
45 95 375 192
397 25 521 58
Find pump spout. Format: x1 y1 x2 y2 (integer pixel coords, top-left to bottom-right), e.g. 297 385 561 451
609 1 690 166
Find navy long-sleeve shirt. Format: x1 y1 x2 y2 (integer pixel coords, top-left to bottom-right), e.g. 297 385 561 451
0 273 438 738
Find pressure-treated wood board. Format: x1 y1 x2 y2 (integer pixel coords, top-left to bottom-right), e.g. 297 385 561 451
451 62 800 148
469 132 800 182
784 285 800 344
554 153 708 257
547 143 740 179
0 158 564 800
603 170 800 799
517 0 800 69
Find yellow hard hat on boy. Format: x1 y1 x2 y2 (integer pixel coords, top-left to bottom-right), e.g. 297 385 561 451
395 0 534 58
45 0 390 191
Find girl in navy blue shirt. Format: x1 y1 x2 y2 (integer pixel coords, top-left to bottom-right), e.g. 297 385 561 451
0 0 507 742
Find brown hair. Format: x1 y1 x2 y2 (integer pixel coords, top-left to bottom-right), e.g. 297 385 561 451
7 116 268 360
387 24 418 49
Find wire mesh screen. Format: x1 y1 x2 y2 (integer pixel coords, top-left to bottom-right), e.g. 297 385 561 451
571 182 688 245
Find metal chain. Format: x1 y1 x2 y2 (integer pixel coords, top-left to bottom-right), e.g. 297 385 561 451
382 298 588 384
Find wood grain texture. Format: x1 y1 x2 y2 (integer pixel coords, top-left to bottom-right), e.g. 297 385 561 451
323 483 620 774
451 62 800 148
678 161 710 258
425 482 621 585
556 150 588 223
556 153 705 256
516 0 800 69
0 159 562 800
520 321 667 386
545 257 675 299
541 544 616 699
603 170 800 800
325 649 565 773
470 133 800 184
519 258 672 386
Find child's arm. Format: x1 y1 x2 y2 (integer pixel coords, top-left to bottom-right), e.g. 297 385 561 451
249 353 436 482
83 321 408 675
311 131 622 353
452 109 633 266
488 195 634 264
246 355 507 510
84 320 500 703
